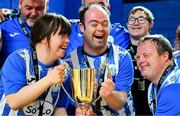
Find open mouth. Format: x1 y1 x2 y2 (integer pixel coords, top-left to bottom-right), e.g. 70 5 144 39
29 17 37 22
61 47 67 49
94 35 104 39
60 46 67 51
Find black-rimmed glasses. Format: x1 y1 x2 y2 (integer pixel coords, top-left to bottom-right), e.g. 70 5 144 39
128 16 147 25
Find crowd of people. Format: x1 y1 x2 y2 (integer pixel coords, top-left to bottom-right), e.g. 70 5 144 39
0 0 180 115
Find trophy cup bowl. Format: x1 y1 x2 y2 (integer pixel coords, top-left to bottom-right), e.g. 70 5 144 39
70 68 98 113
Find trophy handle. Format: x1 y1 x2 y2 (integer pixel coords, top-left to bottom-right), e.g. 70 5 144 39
59 60 94 112
61 83 92 114
93 96 101 104
59 60 76 103
61 63 111 112
61 83 76 103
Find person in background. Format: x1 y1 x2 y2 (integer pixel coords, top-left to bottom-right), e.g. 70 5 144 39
0 8 11 22
126 6 154 115
0 8 20 23
0 0 48 68
66 4 135 115
173 25 180 65
136 34 180 115
66 0 130 55
0 13 71 115
174 25 180 53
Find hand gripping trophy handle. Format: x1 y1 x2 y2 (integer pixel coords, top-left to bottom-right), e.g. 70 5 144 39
61 61 111 114
61 67 102 114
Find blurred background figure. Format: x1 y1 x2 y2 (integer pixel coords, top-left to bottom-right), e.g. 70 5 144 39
174 25 180 55
0 28 2 51
0 8 11 22
173 25 180 65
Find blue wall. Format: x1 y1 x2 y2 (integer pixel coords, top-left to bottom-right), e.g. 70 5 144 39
0 0 18 8
48 0 64 15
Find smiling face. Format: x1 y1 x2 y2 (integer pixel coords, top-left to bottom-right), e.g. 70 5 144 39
136 41 169 83
127 10 153 40
48 28 69 59
37 31 69 65
19 0 48 27
79 5 110 55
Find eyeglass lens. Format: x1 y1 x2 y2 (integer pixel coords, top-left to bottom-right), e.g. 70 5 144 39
128 16 147 25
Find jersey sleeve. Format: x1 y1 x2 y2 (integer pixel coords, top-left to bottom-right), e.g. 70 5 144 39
155 84 180 115
56 75 73 108
115 50 134 92
1 50 26 96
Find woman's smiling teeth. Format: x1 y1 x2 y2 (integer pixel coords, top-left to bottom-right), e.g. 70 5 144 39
60 46 67 50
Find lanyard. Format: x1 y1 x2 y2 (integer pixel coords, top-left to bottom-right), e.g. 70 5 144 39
31 48 60 115
81 45 111 111
18 16 31 40
81 46 110 80
157 62 175 93
32 48 40 81
32 47 60 82
152 62 175 113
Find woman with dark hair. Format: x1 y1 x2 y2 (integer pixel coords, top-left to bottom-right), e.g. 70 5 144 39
0 13 71 115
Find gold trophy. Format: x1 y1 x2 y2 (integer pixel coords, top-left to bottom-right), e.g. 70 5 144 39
70 68 99 113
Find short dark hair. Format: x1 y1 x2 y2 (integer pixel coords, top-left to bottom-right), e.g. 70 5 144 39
31 13 71 47
128 6 154 23
138 34 173 60
79 3 110 24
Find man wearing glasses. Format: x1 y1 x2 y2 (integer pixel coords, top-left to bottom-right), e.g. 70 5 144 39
126 6 154 115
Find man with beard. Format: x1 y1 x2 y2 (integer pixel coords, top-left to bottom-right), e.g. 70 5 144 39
0 0 48 68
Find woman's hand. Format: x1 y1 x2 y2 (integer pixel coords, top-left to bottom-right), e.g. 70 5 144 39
46 64 66 85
